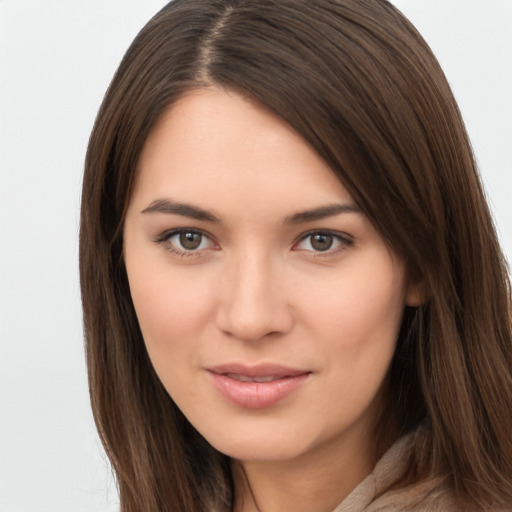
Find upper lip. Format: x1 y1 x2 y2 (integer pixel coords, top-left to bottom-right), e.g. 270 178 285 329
207 363 310 378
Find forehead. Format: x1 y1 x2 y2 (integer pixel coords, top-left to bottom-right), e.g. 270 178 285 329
131 87 353 217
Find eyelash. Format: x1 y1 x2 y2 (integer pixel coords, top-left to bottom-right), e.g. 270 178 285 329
154 229 353 258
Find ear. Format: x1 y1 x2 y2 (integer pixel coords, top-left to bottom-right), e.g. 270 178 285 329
405 278 426 307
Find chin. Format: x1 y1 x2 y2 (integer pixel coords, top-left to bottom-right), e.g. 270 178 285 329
212 436 310 462
194 417 326 463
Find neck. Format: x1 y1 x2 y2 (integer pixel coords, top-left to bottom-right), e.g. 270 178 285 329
232 421 397 512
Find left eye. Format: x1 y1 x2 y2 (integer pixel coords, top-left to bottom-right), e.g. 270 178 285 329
166 230 213 251
294 232 349 252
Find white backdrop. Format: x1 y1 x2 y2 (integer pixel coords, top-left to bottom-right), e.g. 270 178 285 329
0 1 510 511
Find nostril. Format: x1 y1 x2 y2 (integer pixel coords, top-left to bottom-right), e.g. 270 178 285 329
216 300 293 342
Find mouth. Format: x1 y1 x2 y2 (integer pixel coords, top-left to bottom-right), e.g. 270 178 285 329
206 364 312 409
224 373 289 383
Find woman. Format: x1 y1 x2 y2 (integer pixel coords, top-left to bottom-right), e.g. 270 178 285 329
79 0 512 510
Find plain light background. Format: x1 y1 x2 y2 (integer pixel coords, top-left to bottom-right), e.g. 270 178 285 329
0 1 510 511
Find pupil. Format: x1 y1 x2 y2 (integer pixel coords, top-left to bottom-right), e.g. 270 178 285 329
311 234 333 251
180 232 201 250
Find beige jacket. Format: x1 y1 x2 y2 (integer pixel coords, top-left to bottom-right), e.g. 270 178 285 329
333 431 459 512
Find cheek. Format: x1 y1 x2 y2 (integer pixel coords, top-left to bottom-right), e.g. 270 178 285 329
296 258 406 433
300 254 406 391
126 265 219 410
126 259 215 362
309 256 405 337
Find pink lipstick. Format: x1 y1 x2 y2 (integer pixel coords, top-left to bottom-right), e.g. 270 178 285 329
206 364 311 409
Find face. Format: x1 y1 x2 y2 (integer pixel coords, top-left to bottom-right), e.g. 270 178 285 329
123 88 418 464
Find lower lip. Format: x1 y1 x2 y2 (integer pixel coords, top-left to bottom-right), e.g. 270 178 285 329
207 372 311 409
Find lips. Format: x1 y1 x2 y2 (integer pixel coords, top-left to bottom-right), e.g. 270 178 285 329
206 364 311 409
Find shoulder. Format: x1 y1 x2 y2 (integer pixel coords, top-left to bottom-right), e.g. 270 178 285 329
366 480 512 511
333 428 510 512
366 430 458 512
334 430 453 511
365 476 459 511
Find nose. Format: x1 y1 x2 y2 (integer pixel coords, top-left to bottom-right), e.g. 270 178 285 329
215 252 294 342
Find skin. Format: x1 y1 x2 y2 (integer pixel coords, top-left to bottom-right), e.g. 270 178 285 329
123 87 420 512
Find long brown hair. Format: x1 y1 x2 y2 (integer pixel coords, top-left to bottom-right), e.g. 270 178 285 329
80 1 512 510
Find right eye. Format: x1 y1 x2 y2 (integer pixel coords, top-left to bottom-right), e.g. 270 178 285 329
155 229 216 256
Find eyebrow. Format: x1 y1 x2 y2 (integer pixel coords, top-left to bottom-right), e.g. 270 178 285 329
284 203 361 224
141 199 220 223
141 198 361 224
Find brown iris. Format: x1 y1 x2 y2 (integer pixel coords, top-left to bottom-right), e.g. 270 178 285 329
310 233 333 251
180 231 202 250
